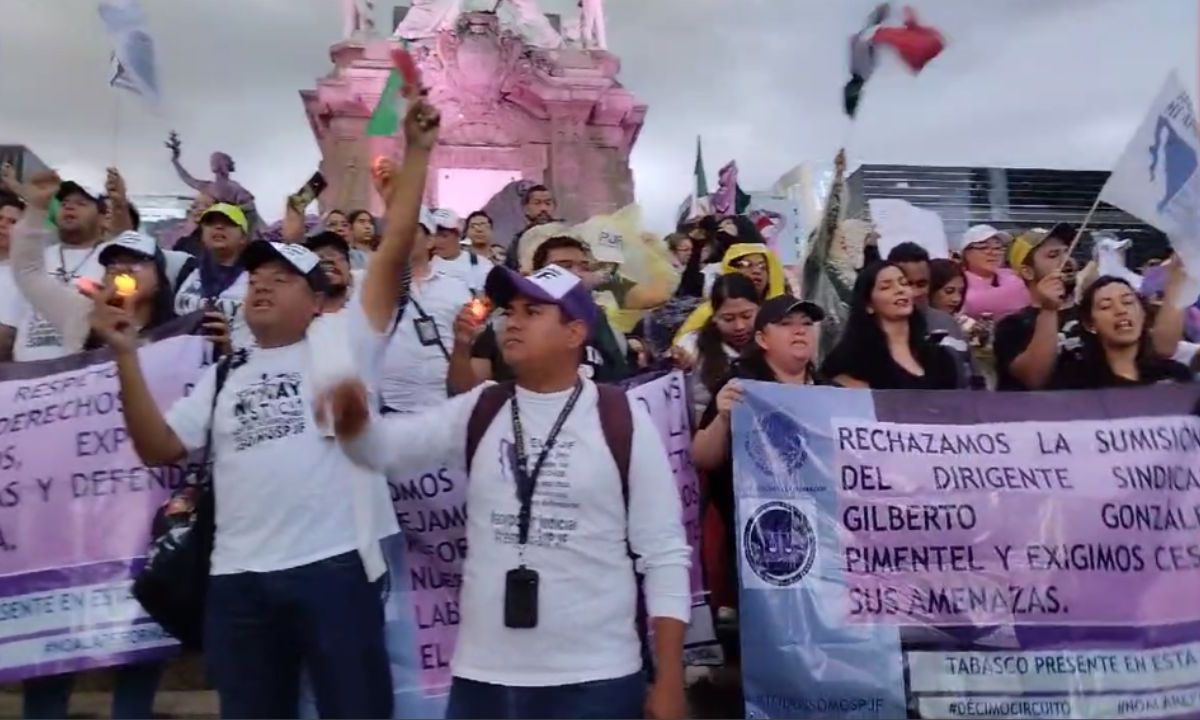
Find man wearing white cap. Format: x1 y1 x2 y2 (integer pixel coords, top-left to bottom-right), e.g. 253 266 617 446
90 95 442 718
954 224 1030 321
376 206 474 413
430 207 494 293
1 172 108 361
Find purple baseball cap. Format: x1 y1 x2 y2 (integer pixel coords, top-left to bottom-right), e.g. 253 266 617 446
484 264 598 330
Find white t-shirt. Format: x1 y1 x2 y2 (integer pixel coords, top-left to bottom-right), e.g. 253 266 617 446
12 245 105 362
165 304 396 576
433 251 493 294
378 269 472 413
0 261 21 329
174 267 253 350
344 380 692 686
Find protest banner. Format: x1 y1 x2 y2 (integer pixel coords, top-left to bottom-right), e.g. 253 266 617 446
377 371 715 717
732 382 1200 720
0 332 208 682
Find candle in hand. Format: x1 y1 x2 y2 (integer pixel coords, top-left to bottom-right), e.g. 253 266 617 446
113 273 137 299
469 298 487 320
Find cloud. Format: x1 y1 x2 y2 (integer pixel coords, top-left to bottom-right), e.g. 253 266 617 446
0 0 1194 235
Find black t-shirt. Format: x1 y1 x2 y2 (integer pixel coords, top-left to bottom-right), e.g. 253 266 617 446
822 339 961 390
471 311 631 384
993 306 1085 391
1048 355 1194 390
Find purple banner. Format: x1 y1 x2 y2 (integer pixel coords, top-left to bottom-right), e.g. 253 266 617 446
0 334 208 681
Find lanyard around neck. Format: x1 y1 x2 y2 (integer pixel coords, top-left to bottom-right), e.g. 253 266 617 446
510 381 583 551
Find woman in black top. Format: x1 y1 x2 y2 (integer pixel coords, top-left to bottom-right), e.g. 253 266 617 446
1051 276 1192 389
821 261 961 390
693 296 828 620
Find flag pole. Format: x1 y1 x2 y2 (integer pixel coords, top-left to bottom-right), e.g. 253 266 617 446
111 93 122 167
1060 194 1104 268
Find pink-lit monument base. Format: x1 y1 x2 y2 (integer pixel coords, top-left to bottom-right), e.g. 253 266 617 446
300 12 647 221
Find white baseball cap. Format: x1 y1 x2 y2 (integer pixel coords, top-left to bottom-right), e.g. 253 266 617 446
418 206 436 234
98 231 159 265
430 208 461 232
955 224 1013 253
243 241 329 292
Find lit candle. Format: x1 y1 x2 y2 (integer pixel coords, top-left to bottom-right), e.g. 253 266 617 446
113 274 137 298
470 298 487 320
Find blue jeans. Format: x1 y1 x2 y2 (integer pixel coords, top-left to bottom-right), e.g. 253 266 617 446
445 673 645 719
22 660 165 719
204 551 392 719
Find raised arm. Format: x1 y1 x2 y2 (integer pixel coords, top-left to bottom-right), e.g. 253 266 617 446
359 94 441 333
5 170 91 344
105 167 135 237
90 290 189 465
1150 256 1187 359
1007 273 1066 390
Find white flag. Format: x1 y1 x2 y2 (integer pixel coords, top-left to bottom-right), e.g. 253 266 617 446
97 0 161 106
1100 71 1200 302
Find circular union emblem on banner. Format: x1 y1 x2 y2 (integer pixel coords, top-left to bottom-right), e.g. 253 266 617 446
743 501 816 587
745 411 809 476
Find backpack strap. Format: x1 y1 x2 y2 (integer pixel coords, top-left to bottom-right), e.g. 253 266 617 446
465 382 516 474
595 384 633 498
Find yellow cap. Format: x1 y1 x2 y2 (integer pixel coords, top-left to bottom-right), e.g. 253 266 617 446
1008 230 1044 268
200 203 249 234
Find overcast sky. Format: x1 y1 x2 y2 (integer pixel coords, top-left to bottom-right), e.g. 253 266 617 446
0 0 1196 232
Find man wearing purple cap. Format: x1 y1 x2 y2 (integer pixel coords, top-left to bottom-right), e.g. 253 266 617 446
325 263 691 720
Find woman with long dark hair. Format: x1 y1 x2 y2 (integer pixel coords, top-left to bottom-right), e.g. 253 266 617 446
1051 276 1192 389
928 258 967 315
821 261 961 389
674 274 761 415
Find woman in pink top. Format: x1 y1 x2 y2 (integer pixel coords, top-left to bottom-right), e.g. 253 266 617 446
957 224 1030 320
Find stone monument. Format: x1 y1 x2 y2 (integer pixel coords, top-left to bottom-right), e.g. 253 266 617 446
300 2 643 223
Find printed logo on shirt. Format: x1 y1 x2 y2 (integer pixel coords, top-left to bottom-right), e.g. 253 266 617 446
491 436 579 549
745 411 809 477
742 500 816 588
176 283 243 324
231 372 307 451
21 313 65 350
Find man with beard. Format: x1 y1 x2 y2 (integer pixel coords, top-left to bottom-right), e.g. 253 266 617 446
305 231 357 313
993 224 1083 391
0 192 23 361
505 185 558 270
4 174 107 361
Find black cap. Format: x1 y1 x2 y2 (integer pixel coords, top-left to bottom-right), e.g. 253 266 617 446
304 231 351 260
242 241 330 293
754 295 826 332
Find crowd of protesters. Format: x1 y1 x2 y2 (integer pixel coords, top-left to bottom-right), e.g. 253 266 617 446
0 86 1197 720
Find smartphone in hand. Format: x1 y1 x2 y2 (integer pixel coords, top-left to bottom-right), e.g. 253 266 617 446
289 171 328 212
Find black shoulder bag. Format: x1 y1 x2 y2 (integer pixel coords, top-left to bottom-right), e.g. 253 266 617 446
132 351 241 650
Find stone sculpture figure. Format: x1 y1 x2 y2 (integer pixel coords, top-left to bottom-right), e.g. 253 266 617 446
165 131 257 217
394 0 562 48
343 0 376 39
578 0 605 49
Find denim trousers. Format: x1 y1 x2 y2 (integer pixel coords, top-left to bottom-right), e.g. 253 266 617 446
445 672 646 720
22 660 165 719
204 551 393 719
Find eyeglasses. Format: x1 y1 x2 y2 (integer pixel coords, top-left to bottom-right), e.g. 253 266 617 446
967 242 1005 253
733 260 768 273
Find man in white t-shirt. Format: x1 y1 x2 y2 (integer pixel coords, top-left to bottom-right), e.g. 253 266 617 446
431 207 494 293
326 264 692 720
7 179 108 362
377 207 474 413
0 192 24 361
93 96 442 718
